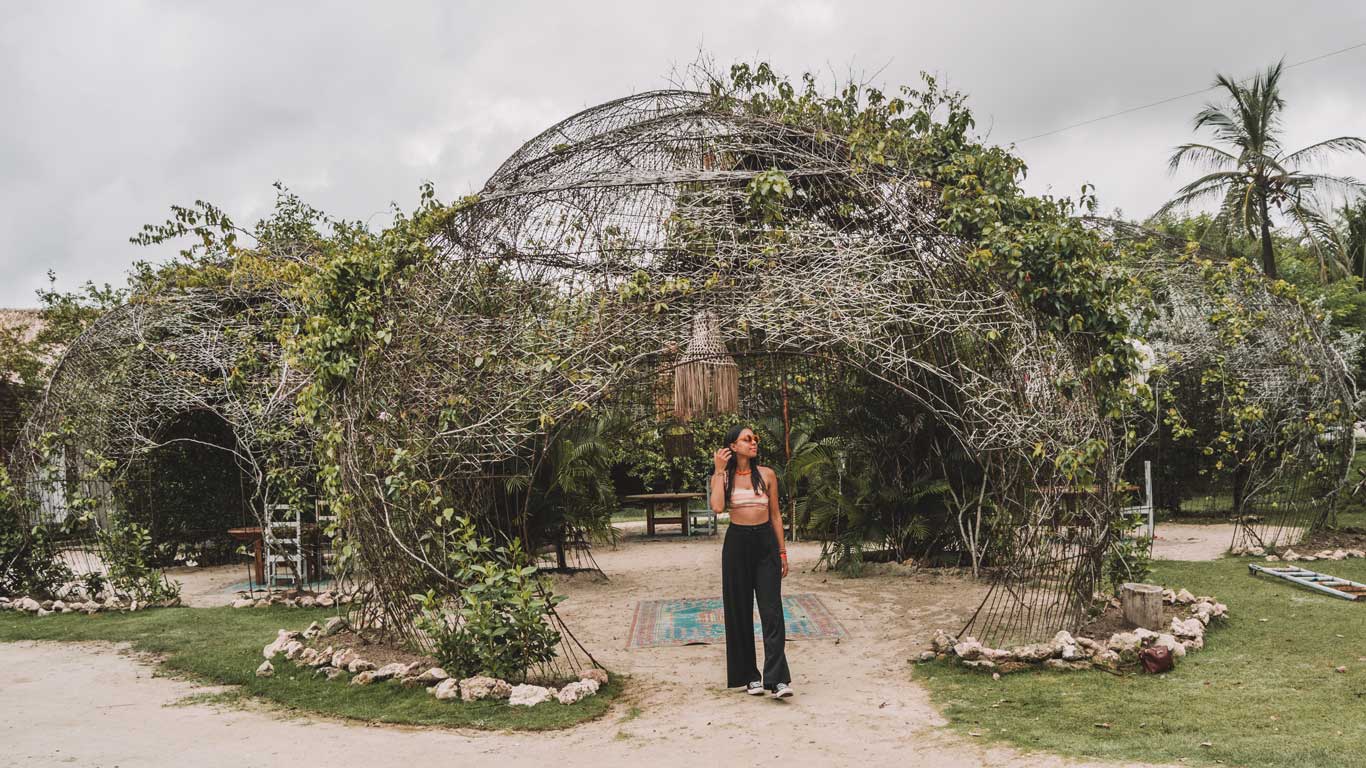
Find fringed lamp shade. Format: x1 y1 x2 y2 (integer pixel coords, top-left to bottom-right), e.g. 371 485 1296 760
673 311 739 424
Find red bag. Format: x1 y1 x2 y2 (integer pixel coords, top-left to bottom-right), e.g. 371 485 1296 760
1139 645 1173 674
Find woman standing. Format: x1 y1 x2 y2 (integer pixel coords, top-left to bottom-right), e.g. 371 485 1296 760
711 424 793 698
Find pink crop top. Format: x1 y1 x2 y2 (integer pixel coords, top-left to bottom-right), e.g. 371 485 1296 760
727 485 768 512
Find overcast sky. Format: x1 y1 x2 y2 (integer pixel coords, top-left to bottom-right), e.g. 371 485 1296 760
3 1 1364 306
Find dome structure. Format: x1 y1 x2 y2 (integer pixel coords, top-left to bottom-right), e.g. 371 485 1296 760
341 90 1124 654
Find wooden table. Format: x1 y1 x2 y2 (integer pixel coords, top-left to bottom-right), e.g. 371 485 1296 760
620 493 706 536
227 525 324 585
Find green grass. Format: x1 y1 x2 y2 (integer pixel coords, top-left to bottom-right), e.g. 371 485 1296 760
1332 508 1366 530
0 605 621 730
611 507 647 523
918 559 1366 768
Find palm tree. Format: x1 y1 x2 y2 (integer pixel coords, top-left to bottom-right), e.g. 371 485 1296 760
1158 61 1365 280
1341 196 1366 280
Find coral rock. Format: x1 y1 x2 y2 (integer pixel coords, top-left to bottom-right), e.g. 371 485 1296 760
1012 643 1057 663
412 667 449 686
373 663 408 681
508 684 554 707
347 658 376 674
432 678 461 700
555 679 600 704
931 629 957 654
1092 649 1121 670
1154 633 1186 658
1172 618 1204 640
1107 632 1141 653
460 676 514 702
255 661 274 678
349 671 378 686
322 617 347 637
952 638 983 660
263 630 296 659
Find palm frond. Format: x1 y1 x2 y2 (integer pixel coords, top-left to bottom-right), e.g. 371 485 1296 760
1281 136 1366 167
1167 142 1237 173
1156 171 1244 216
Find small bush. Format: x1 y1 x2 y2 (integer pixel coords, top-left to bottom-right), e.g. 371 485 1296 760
1102 511 1154 595
0 467 72 598
413 516 562 682
96 515 182 603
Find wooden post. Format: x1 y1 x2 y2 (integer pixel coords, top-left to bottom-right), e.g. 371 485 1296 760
1121 582 1164 630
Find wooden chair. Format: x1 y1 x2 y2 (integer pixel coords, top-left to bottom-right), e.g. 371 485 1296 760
687 481 718 535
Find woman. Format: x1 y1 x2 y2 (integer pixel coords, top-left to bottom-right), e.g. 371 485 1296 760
711 424 793 698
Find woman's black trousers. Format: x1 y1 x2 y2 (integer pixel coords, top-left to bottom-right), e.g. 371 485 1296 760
721 521 791 689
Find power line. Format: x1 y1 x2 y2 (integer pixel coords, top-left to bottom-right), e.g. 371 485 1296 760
1011 40 1366 144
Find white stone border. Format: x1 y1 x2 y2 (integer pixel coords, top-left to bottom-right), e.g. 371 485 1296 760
921 587 1228 674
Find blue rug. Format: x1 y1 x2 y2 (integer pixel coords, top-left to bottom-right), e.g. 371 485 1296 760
627 594 847 648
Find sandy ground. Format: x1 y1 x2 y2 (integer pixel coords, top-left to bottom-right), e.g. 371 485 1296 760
0 528 1172 768
1149 523 1300 561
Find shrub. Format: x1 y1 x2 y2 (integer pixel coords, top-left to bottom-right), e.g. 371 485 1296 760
96 514 182 603
0 467 72 598
1102 511 1154 596
413 516 562 682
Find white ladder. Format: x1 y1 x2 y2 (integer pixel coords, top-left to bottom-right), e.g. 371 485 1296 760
263 504 303 590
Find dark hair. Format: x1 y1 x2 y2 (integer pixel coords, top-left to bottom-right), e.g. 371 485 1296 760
722 423 767 507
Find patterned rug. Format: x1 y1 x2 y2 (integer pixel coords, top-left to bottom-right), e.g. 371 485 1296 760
627 593 847 648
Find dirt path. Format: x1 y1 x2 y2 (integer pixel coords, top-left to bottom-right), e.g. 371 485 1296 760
1150 523 1300 561
1 531 1168 768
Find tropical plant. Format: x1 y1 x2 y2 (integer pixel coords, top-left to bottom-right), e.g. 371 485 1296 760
508 414 621 567
1340 196 1366 280
1102 511 1154 596
1158 61 1366 280
0 467 73 598
95 514 182 604
411 515 562 682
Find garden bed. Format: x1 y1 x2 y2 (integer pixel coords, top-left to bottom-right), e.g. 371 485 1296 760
0 605 620 730
918 559 1366 768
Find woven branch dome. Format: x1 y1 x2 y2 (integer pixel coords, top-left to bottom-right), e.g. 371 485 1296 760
9 287 312 575
341 90 1122 651
1093 219 1356 549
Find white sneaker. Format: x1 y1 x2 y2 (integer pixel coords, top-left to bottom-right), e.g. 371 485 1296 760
745 680 764 695
772 683 794 699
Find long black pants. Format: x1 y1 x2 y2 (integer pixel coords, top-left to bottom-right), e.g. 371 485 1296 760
722 521 791 690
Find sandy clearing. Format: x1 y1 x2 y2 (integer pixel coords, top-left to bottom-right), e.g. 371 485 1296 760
0 530 1169 768
1149 523 1301 561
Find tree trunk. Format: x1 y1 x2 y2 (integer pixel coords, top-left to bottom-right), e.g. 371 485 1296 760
1231 462 1250 519
1121 582 1164 630
1258 190 1277 279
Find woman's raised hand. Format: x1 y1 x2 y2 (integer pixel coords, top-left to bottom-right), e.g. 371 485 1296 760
713 447 732 474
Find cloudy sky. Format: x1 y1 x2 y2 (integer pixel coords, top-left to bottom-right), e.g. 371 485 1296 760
3 1 1364 306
